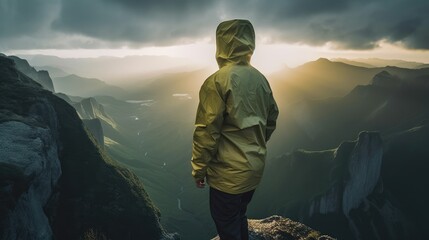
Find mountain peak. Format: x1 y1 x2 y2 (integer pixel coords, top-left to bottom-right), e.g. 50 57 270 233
7 55 55 92
315 58 332 63
371 70 401 87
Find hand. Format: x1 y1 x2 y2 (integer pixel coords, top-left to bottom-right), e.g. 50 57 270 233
195 179 206 188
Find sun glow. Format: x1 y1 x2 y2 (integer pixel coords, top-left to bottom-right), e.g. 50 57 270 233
7 41 429 75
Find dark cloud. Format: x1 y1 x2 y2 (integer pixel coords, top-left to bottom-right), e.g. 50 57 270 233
0 0 428 50
224 0 429 50
51 0 218 44
0 0 58 36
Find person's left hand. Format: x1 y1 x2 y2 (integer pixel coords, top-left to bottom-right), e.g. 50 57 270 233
195 179 206 188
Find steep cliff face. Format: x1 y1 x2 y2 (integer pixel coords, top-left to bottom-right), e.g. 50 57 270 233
304 132 408 239
252 132 415 239
82 118 104 147
8 56 55 92
71 97 124 149
309 132 382 215
0 120 61 239
0 56 176 239
73 97 117 130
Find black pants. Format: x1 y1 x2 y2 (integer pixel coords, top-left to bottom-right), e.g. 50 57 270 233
209 187 255 240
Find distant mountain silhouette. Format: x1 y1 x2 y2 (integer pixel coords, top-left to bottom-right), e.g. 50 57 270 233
333 57 428 69
35 65 69 78
21 54 192 84
268 59 429 155
54 74 129 99
331 58 376 68
270 58 429 106
371 70 402 87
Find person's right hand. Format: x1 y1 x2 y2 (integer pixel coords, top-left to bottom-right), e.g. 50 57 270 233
195 179 206 188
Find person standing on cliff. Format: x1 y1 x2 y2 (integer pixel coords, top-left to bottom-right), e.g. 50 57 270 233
191 19 279 240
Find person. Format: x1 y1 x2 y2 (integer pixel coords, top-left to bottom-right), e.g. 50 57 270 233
191 19 279 240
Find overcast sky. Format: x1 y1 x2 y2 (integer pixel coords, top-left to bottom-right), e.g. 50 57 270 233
1 0 429 50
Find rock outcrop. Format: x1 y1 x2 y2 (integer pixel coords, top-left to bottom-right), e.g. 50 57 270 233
304 132 396 239
0 55 177 239
73 97 117 130
8 56 55 92
82 118 104 147
249 216 334 240
211 215 334 240
252 131 416 239
0 120 61 239
72 97 121 148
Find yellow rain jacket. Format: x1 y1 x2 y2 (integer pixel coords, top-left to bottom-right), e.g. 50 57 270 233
191 19 279 194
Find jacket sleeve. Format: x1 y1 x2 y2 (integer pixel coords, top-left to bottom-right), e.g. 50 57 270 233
191 76 226 181
266 92 279 141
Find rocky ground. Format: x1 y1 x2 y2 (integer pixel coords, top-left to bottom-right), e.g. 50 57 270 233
211 215 335 240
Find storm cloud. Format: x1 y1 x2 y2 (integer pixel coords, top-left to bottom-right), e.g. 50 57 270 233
1 0 428 50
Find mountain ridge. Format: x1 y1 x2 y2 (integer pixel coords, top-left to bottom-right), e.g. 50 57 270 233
53 74 129 99
7 55 55 92
0 55 177 240
332 57 428 69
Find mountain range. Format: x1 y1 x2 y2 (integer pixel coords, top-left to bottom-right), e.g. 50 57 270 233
20 54 194 84
53 74 129 99
332 58 429 69
2 53 428 240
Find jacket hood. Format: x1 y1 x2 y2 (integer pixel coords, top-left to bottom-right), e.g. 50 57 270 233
216 19 255 68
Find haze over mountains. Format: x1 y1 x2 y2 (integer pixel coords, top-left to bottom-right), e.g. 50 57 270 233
20 55 198 84
53 74 129 99
332 58 429 69
2 53 428 239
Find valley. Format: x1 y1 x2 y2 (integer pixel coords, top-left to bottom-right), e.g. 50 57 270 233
2 54 428 239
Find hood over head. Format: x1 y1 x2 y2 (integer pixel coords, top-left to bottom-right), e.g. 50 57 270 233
216 19 255 68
